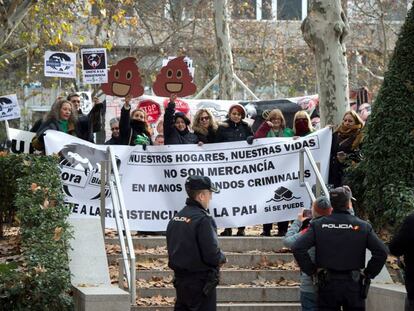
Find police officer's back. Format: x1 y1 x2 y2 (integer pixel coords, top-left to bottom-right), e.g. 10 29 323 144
292 186 388 310
166 175 226 311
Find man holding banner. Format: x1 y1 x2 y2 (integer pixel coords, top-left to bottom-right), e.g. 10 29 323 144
166 175 226 311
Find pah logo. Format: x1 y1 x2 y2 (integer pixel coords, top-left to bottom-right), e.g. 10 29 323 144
46 52 71 71
266 186 301 203
58 143 120 200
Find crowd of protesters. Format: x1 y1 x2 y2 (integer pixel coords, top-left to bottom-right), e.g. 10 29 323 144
31 94 372 236
28 94 414 310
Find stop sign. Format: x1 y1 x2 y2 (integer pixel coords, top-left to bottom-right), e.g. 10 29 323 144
138 99 161 124
163 98 190 115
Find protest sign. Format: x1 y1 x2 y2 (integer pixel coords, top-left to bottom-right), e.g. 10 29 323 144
0 94 20 121
101 57 144 98
8 128 35 154
81 48 108 84
44 51 77 78
43 128 332 231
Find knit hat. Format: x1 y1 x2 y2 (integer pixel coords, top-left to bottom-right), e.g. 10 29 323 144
174 111 191 125
228 103 246 119
329 186 355 211
312 196 332 216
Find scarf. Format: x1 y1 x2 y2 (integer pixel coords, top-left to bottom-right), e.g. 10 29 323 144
295 119 310 137
266 128 283 138
58 120 69 133
335 124 363 150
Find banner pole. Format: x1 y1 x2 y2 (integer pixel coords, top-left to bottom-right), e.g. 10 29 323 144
4 120 10 141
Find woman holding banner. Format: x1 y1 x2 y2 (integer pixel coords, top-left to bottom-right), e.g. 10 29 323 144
32 99 78 152
329 110 364 187
120 95 152 147
163 96 198 145
192 109 218 144
216 104 253 236
254 109 294 237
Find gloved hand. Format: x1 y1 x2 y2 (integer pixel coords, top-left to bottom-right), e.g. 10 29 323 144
246 136 254 145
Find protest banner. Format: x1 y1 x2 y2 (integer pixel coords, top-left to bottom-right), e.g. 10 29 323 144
40 127 331 231
81 48 108 84
8 128 35 154
0 94 20 121
44 51 77 78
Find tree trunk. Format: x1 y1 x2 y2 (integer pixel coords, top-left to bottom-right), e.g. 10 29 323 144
0 0 37 49
214 0 234 100
301 0 350 126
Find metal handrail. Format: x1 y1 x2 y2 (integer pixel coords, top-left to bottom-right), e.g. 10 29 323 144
299 147 330 201
101 146 136 305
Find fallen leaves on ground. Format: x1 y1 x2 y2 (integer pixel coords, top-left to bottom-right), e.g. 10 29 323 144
137 258 168 270
136 275 173 288
231 276 300 288
136 295 175 306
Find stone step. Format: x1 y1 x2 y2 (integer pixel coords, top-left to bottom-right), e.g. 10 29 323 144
108 252 294 266
106 236 286 252
137 286 299 302
137 269 300 284
132 302 301 311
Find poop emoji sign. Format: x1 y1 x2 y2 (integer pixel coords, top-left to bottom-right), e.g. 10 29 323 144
101 57 144 98
152 56 196 98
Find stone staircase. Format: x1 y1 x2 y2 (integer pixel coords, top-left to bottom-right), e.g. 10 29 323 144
105 235 301 310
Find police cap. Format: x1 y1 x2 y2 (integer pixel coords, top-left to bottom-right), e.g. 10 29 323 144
185 175 219 193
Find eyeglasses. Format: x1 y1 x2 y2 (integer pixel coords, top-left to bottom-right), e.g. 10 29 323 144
200 116 210 121
111 127 119 131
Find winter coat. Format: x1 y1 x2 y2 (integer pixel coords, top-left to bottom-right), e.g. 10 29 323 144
215 119 253 143
76 104 103 143
163 102 198 145
104 136 122 145
329 126 363 187
33 118 77 151
283 219 316 294
194 127 217 144
120 106 152 146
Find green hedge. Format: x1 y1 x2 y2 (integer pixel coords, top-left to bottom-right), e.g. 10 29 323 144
348 3 414 229
0 153 73 310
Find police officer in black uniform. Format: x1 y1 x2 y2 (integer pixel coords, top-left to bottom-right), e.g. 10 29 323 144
292 186 388 310
166 175 227 311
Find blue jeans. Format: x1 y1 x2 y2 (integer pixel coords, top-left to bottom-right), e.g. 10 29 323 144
301 291 318 311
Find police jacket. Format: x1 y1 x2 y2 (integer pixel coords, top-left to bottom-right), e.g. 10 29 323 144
291 210 387 278
166 198 226 275
389 212 414 277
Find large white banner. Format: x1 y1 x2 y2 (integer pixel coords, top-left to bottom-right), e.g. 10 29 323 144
41 128 332 231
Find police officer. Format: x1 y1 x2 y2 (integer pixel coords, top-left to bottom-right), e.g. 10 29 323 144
166 175 227 311
292 186 388 310
389 211 414 311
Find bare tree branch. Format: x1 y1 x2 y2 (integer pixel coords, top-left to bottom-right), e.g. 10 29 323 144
0 0 38 49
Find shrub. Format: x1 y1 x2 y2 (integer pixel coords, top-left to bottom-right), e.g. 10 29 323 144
0 154 73 310
349 4 414 229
